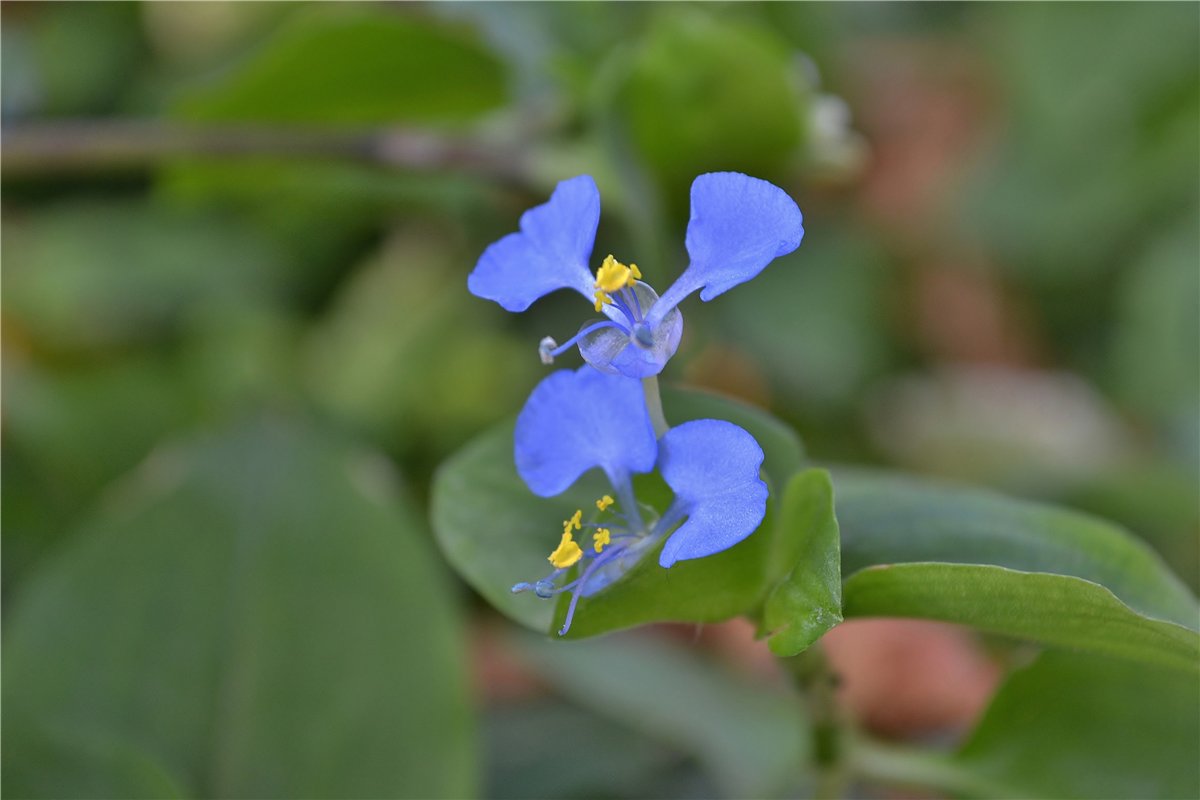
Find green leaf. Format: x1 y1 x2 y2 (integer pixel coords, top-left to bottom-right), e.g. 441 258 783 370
431 386 804 636
512 631 805 799
3 417 475 798
485 700 683 800
851 652 1200 799
176 9 506 125
303 230 542 457
956 651 1200 798
762 469 843 656
1 201 284 351
835 471 1198 630
3 3 145 117
843 563 1199 673
2 354 199 590
611 11 808 206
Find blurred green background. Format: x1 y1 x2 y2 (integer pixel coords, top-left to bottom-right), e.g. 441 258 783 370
2 2 1197 798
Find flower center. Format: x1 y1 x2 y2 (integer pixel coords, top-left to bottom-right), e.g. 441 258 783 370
593 254 642 312
513 490 662 633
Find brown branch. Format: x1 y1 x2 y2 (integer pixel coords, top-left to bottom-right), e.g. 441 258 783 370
0 120 532 184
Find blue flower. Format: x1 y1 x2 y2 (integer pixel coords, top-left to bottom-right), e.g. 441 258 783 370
511 366 768 634
469 172 804 379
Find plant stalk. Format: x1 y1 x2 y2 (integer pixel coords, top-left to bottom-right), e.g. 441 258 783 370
784 644 848 799
641 376 669 437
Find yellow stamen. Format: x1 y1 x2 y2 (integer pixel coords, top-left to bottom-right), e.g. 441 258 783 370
595 254 634 292
593 528 611 553
549 532 583 568
595 495 614 511
593 255 642 311
562 509 582 537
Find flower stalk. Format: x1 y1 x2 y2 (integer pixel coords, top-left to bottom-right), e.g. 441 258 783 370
641 375 669 437
784 644 848 800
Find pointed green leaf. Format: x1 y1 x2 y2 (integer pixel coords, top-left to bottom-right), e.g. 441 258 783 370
836 471 1198 629
843 563 1198 673
762 469 843 656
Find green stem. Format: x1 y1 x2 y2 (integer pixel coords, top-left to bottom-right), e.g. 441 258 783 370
641 376 669 437
783 644 847 799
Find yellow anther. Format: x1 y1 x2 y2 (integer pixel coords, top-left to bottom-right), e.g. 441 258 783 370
593 291 612 312
630 263 642 280
562 509 582 537
595 254 635 293
593 528 611 553
548 532 583 568
596 495 614 511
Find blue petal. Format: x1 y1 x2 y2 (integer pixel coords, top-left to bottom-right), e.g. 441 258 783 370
514 366 657 497
647 172 803 327
578 282 684 378
656 419 768 568
468 175 600 312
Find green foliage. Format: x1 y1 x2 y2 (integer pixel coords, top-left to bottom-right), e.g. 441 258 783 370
177 8 506 125
721 231 893 410
485 700 685 799
853 653 1200 799
2 201 284 352
844 563 1198 673
3 417 475 798
2 2 146 117
610 10 809 207
954 651 1200 798
303 229 541 457
762 470 843 656
1109 218 1200 423
4 3 1198 797
513 632 805 798
965 3 1199 283
836 471 1198 628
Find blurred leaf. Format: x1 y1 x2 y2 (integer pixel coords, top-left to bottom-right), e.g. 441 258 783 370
431 387 804 636
835 471 1198 630
1059 463 1200 592
2 3 145 118
1 353 198 590
3 417 475 798
965 4 1199 283
0 726 186 799
843 563 1198 673
852 651 1200 798
1 201 284 351
610 10 809 207
720 230 892 409
1109 217 1200 422
485 700 683 800
762 469 843 656
304 229 540 458
513 631 805 799
176 8 506 124
162 7 507 270
954 651 1199 798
